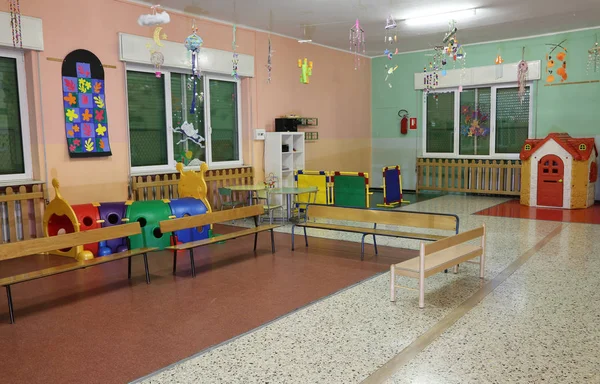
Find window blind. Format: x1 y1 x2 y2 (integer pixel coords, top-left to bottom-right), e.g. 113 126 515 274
0 57 25 175
496 87 530 153
209 79 239 162
127 71 168 167
426 92 454 153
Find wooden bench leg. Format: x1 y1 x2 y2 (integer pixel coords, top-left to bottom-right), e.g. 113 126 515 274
270 229 275 253
172 250 177 276
253 232 258 251
453 265 459 274
390 265 396 302
6 286 14 324
128 256 132 279
189 249 196 278
143 253 151 284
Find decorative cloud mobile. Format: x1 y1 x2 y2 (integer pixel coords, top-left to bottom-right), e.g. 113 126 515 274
138 5 170 26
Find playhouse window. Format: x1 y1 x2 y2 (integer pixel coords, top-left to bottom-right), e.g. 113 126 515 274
0 49 33 180
579 144 587 151
524 144 531 150
126 65 243 172
424 84 532 159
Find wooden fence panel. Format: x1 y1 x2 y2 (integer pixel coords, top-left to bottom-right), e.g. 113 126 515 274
130 167 255 209
416 158 521 196
0 183 47 243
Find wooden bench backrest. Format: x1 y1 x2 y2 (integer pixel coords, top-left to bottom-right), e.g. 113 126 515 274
0 222 142 262
305 205 458 231
424 225 485 255
159 205 264 233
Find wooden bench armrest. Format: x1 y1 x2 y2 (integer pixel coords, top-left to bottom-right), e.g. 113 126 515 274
0 223 142 262
159 205 264 233
424 225 486 256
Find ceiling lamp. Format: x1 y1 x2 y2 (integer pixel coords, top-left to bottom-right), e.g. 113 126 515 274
404 8 477 27
298 25 314 43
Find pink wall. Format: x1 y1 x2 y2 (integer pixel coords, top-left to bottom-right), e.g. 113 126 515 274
0 0 371 203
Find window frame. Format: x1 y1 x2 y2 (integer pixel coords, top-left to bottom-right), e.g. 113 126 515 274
125 63 243 174
422 82 534 160
0 48 33 181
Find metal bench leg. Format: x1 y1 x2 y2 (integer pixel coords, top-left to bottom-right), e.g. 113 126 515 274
254 232 258 251
373 235 378 255
143 253 151 284
303 227 308 247
390 265 396 302
291 225 296 251
189 249 196 278
128 256 132 279
373 223 378 255
270 229 275 253
360 234 367 261
6 286 14 324
172 250 177 276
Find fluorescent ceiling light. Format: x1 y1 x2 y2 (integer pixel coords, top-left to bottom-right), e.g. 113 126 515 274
404 8 477 27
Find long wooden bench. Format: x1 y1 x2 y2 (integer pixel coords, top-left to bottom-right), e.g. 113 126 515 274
391 225 486 308
0 222 156 324
159 205 279 277
291 204 459 260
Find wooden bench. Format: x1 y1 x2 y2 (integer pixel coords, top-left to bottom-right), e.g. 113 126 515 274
159 205 279 277
0 222 156 324
391 225 486 308
291 204 459 260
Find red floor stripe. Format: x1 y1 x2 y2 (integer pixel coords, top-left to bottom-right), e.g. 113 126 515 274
475 199 600 224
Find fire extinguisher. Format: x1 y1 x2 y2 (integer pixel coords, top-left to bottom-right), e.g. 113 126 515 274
398 109 409 135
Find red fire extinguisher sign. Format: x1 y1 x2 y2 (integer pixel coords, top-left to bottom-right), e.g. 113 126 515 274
410 117 417 130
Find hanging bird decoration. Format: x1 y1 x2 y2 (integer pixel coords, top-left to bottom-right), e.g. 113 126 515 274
384 14 397 45
184 21 203 114
266 36 274 83
232 24 239 80
517 47 529 103
349 19 366 70
8 0 22 48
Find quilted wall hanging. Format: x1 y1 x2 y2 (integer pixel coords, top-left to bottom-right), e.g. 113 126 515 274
62 49 112 157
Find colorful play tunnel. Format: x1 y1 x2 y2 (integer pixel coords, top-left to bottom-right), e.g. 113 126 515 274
43 179 211 259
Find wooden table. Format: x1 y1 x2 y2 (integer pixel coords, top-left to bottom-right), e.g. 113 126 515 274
270 187 318 220
227 184 266 205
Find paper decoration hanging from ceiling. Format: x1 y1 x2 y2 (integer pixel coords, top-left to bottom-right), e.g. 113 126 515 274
62 49 112 158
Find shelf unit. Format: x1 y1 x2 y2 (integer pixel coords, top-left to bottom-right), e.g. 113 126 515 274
265 132 305 205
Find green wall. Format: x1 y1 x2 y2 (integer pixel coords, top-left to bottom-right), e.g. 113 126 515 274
371 27 600 189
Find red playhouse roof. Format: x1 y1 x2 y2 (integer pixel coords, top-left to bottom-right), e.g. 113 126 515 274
520 133 598 161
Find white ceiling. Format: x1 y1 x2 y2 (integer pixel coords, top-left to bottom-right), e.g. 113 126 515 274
141 0 600 56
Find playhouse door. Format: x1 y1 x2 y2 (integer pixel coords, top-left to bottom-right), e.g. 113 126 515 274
537 155 564 207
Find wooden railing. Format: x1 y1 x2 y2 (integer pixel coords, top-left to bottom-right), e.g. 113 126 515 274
416 158 521 196
130 166 255 209
0 183 47 243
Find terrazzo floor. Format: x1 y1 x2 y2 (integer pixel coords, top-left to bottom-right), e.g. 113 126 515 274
137 194 599 384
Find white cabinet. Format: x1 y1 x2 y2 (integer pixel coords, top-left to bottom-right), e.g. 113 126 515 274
264 132 305 204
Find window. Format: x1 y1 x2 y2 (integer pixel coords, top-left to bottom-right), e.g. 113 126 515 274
126 65 242 172
0 49 32 180
579 144 587 151
423 84 532 158
524 144 531 151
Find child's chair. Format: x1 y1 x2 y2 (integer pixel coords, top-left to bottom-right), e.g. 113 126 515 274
255 189 284 224
218 187 245 210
